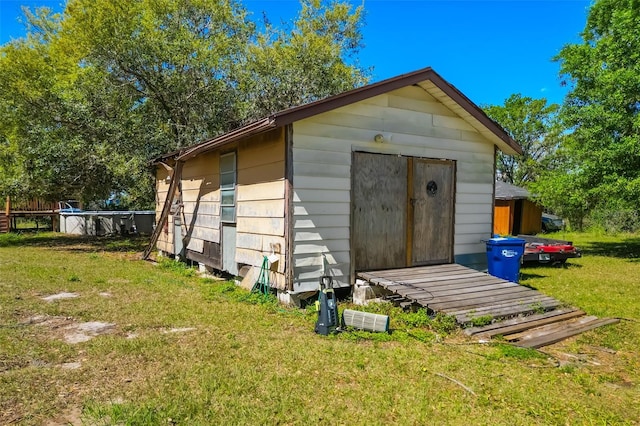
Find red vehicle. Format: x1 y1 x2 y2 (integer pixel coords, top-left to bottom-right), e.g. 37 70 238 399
518 235 582 264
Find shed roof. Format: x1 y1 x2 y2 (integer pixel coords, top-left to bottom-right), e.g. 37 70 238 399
158 67 522 162
495 181 531 200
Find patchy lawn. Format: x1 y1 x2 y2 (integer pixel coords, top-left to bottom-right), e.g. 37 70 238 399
0 232 638 425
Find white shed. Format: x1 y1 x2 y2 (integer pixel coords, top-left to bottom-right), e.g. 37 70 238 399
150 67 522 301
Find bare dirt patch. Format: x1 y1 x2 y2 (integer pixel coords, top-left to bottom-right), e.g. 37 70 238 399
44 406 83 426
24 314 76 328
63 321 116 344
23 314 116 344
163 327 197 334
59 362 82 370
41 292 79 302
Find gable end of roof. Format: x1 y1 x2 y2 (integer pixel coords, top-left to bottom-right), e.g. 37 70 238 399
159 66 522 163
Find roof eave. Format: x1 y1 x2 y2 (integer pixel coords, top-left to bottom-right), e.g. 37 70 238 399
176 117 277 161
421 72 523 156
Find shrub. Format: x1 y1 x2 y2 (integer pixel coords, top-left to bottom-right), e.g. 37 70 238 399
586 209 640 233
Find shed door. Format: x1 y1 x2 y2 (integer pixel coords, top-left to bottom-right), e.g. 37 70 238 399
411 159 455 265
353 152 407 270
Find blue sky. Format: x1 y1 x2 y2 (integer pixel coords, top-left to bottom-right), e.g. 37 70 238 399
0 0 591 106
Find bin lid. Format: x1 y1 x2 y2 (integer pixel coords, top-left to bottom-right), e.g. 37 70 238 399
486 237 526 245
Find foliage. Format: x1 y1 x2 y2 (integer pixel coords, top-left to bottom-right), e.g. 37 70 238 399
544 0 640 224
157 257 197 277
469 314 493 327
0 0 368 208
350 303 458 337
585 208 640 233
528 152 591 230
0 233 24 247
204 280 279 307
239 0 369 118
488 344 547 361
484 94 561 186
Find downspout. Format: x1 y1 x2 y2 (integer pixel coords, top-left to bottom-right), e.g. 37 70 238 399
142 160 184 260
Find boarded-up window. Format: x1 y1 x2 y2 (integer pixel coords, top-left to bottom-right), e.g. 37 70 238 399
220 152 236 223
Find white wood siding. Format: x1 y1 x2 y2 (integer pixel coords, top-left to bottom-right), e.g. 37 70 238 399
291 85 495 292
235 129 287 289
179 151 221 255
155 167 173 253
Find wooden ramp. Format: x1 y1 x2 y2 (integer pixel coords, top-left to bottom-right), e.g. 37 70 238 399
357 264 619 348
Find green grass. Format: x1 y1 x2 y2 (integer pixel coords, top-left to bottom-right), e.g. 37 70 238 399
1 231 639 425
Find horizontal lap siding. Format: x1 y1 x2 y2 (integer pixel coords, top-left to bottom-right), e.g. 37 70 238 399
291 145 351 291
180 151 220 255
455 181 494 254
236 129 287 288
292 86 495 291
155 167 173 253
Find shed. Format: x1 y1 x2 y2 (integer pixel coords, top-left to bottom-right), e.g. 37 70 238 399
150 67 522 302
493 181 542 236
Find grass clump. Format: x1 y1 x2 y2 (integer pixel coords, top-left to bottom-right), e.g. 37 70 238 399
338 328 397 343
339 303 458 342
489 343 547 361
469 315 493 327
203 280 279 307
157 257 196 277
0 233 23 247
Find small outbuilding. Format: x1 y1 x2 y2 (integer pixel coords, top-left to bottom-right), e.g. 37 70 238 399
150 67 522 302
493 180 542 236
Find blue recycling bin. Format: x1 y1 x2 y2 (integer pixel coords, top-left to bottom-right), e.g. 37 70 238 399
486 237 526 283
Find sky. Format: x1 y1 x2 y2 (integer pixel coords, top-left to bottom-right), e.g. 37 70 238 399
0 0 592 107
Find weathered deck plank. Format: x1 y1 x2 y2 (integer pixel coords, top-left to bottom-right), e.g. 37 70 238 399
357 265 559 321
465 309 586 337
409 287 534 308
516 318 620 349
361 270 488 286
452 298 562 323
429 292 552 312
356 264 617 347
362 264 464 277
393 276 507 290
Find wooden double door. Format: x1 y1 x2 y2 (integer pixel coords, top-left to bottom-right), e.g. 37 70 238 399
353 152 455 271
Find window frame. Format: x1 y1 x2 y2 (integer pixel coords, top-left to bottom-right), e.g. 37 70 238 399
220 152 237 224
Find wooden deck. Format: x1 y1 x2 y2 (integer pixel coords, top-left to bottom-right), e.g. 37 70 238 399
357 264 563 324
2 197 60 232
357 264 619 348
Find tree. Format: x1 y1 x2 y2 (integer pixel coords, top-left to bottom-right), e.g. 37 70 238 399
238 0 369 119
63 0 254 149
528 151 591 230
0 8 125 204
0 0 368 208
484 94 560 187
553 0 640 216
